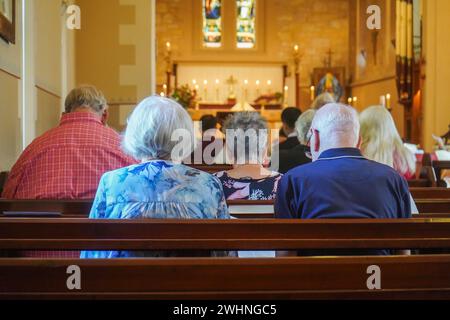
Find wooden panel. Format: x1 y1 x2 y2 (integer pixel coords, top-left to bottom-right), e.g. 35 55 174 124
1 256 450 299
1 218 450 250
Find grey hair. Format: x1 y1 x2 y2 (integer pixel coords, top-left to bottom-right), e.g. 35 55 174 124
295 109 316 145
64 85 107 114
311 103 360 147
122 96 194 161
224 112 268 164
310 92 335 110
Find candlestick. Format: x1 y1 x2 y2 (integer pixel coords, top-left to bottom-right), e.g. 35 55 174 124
310 86 315 102
243 80 249 101
215 79 220 102
284 85 289 107
386 94 391 110
380 95 386 108
203 80 208 101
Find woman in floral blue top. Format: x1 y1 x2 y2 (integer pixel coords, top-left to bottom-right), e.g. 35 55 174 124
81 96 229 258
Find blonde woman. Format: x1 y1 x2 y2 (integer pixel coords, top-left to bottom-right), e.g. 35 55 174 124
360 105 416 180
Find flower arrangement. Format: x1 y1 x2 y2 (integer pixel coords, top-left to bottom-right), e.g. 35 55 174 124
171 85 197 109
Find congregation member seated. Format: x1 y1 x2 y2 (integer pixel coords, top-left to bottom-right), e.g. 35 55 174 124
278 107 302 150
274 109 314 174
360 105 416 180
191 114 224 164
214 112 282 200
2 86 135 199
81 96 230 258
310 92 335 110
275 103 411 256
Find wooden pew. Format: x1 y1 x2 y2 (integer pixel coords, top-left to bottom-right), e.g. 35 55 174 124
410 188 450 199
1 196 450 219
433 160 450 187
1 218 450 251
1 255 450 299
408 179 433 188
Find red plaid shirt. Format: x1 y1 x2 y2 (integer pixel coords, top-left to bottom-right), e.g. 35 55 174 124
2 112 136 199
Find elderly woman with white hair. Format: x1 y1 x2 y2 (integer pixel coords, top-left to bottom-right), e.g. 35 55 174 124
214 112 282 200
359 105 416 180
81 96 229 258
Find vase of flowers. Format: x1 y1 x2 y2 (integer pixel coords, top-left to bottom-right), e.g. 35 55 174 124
171 85 197 109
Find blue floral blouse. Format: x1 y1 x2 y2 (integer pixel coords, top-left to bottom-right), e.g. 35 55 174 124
81 160 229 258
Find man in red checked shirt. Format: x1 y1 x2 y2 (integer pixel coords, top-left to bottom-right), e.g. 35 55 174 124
2 85 137 199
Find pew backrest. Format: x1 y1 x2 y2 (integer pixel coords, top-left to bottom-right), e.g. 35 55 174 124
1 255 450 299
1 218 450 251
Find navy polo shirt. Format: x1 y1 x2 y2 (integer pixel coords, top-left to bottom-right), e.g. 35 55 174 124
274 148 412 255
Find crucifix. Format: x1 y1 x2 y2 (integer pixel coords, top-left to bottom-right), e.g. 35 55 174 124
226 75 238 100
323 49 334 68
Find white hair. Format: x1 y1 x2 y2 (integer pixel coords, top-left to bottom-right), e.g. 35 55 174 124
311 103 360 148
122 96 194 161
360 105 416 176
295 109 316 145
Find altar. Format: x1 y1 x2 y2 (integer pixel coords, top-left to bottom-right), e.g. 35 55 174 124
188 104 283 130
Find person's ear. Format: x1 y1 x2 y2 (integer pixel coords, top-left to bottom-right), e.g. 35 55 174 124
356 135 362 149
101 109 109 125
313 129 320 152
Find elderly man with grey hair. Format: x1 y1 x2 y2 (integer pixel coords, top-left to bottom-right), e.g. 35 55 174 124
82 96 230 258
275 103 411 256
2 85 135 199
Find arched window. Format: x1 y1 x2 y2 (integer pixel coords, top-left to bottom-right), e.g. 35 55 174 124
203 0 222 48
201 0 258 50
236 0 256 49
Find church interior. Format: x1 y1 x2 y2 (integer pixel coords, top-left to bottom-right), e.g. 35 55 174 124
1 0 450 301
0 0 449 171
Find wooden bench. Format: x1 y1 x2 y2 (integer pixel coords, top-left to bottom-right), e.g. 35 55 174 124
1 255 450 299
433 160 450 187
1 196 450 219
1 218 450 251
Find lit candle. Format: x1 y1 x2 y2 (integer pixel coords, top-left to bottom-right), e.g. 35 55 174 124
348 97 353 105
203 80 208 101
166 42 171 53
192 79 197 86
294 44 299 53
380 95 386 108
267 80 272 94
386 94 391 109
352 96 358 107
284 85 289 107
215 79 220 102
163 84 168 96
160 92 165 97
310 86 315 101
244 80 249 101
256 80 260 98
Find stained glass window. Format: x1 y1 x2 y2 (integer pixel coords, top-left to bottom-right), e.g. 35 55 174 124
203 0 222 48
236 0 256 49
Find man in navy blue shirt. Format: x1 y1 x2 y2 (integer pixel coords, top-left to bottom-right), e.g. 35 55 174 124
274 103 411 255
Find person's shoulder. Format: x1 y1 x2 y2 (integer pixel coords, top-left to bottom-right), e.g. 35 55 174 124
284 160 317 178
365 158 404 178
